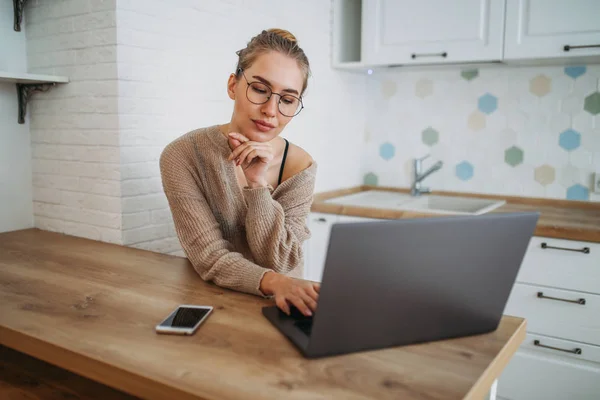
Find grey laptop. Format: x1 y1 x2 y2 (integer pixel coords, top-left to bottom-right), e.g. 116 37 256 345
262 212 539 358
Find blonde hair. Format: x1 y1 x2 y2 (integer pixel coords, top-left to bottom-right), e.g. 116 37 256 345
235 29 311 96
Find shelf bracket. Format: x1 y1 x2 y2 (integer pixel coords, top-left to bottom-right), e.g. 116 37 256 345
13 0 27 31
16 82 55 124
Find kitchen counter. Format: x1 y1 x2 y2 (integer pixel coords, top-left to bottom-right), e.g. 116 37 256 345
0 228 526 400
312 186 600 243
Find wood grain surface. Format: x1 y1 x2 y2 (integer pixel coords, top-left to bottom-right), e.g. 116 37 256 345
313 186 600 243
1 228 526 400
0 345 138 399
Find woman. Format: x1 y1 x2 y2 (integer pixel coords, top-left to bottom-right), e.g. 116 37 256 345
160 29 319 317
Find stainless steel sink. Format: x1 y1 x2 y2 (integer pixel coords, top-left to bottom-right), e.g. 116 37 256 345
324 190 505 215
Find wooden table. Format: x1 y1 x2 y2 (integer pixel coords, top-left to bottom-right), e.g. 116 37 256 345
0 228 526 400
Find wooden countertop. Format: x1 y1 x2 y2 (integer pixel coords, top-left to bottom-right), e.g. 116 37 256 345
0 228 526 400
312 186 600 243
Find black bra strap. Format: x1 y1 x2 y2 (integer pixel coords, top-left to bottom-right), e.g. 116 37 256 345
278 139 289 186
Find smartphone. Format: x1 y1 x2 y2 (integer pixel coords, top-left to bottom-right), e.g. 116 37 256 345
155 305 213 335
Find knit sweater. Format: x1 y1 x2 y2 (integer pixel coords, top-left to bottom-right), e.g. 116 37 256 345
159 125 317 297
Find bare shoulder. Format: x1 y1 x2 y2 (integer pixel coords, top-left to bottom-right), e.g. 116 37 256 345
281 142 314 182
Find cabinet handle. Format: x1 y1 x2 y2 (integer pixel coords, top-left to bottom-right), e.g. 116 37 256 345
540 242 590 254
537 291 586 305
411 52 447 59
314 217 327 223
534 340 582 355
563 44 600 52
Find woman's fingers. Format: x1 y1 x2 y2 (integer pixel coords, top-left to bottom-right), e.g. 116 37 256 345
306 285 319 303
289 296 313 317
228 132 249 143
300 292 318 312
275 296 290 315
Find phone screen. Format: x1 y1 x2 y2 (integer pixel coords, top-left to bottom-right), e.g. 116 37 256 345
159 307 211 329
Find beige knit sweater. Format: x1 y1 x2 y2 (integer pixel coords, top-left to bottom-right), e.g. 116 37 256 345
159 125 317 297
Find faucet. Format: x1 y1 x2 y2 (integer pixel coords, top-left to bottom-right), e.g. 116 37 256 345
411 154 443 196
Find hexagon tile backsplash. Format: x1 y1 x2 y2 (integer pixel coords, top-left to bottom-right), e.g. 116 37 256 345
363 65 600 201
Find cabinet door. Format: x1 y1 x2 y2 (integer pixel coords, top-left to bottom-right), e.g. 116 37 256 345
362 0 505 65
306 213 338 282
497 343 600 400
504 0 600 60
516 237 600 295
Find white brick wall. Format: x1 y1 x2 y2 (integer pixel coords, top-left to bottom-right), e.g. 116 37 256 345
26 0 121 244
26 0 367 255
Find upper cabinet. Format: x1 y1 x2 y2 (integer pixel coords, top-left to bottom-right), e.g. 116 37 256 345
333 0 600 69
362 0 505 66
504 0 600 61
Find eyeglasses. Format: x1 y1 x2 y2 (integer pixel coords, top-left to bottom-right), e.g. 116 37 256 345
238 69 304 117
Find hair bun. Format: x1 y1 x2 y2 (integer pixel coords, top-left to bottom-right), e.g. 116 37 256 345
267 28 297 43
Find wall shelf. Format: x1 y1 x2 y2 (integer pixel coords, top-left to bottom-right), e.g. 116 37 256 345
0 71 69 124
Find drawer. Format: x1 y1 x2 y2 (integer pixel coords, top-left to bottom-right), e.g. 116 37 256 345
516 237 600 294
521 333 600 365
497 337 600 400
504 283 600 346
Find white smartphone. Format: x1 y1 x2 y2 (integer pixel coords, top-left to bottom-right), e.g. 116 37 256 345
155 305 213 335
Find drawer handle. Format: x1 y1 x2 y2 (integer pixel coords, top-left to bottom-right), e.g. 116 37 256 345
563 44 600 52
411 52 447 59
537 291 586 305
314 217 327 223
534 340 582 355
540 242 590 254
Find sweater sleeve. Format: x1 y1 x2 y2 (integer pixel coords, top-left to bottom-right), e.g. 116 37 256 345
242 163 317 274
159 143 270 297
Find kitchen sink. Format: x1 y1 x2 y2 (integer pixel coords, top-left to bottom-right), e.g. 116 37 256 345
324 190 506 215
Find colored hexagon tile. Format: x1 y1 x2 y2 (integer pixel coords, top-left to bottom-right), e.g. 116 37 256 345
363 172 379 186
558 129 581 151
379 142 395 160
566 184 589 201
564 66 586 79
529 74 551 97
534 165 555 186
584 91 600 115
415 78 433 99
478 93 498 115
468 110 486 131
461 69 479 81
421 127 439 146
455 161 474 181
505 146 524 167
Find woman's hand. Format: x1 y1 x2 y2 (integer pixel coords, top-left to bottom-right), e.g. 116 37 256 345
227 132 274 188
260 271 320 317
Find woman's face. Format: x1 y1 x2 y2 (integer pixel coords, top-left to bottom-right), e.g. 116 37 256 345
227 51 304 142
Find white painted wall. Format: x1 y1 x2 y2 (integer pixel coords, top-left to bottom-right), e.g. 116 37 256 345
25 0 122 243
0 0 33 233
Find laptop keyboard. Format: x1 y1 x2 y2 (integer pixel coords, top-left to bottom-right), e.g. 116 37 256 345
294 318 313 336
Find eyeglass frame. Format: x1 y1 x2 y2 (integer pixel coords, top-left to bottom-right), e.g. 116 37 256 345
236 68 304 117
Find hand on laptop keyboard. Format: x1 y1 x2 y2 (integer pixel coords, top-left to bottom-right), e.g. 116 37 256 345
260 272 319 317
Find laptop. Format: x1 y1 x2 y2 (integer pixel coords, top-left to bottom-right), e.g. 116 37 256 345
262 212 539 358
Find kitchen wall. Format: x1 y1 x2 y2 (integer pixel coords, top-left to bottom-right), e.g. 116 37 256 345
363 65 600 201
25 0 122 243
21 0 366 253
0 0 33 233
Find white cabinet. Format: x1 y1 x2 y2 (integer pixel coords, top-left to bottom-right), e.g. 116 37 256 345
498 235 600 400
304 213 383 282
497 335 600 400
333 0 600 69
361 0 506 66
504 0 600 61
